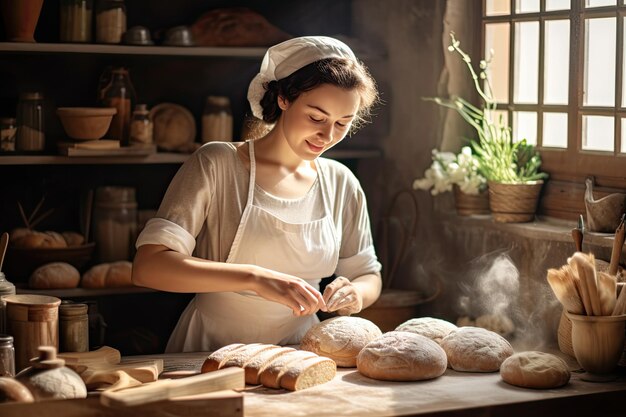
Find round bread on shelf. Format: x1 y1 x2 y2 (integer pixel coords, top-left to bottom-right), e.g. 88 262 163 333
395 317 457 345
356 331 447 381
81 261 133 288
149 103 196 152
441 326 514 372
500 351 570 389
29 262 81 289
299 316 382 367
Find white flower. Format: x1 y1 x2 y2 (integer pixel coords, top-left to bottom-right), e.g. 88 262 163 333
414 147 487 196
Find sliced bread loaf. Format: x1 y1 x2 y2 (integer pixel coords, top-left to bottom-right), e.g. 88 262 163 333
279 356 337 391
243 346 295 385
259 350 318 389
220 343 278 369
201 343 245 373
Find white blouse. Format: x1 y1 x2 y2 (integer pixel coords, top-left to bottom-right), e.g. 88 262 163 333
136 141 381 280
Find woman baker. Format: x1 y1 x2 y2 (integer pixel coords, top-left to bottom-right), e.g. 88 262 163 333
132 36 382 352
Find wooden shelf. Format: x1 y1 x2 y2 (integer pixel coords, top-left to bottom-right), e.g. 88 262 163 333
15 284 158 298
0 148 382 165
0 42 266 58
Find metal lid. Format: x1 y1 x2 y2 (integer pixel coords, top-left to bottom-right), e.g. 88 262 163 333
0 272 16 296
206 96 231 107
0 117 16 124
0 334 13 344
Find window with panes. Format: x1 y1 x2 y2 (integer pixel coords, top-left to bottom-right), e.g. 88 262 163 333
482 0 626 219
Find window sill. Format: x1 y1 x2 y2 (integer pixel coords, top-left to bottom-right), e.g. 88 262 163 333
440 212 623 253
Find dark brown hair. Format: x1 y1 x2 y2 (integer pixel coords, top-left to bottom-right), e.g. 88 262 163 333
258 57 379 132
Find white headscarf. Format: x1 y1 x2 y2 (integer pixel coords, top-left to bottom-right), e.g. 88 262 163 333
247 36 357 120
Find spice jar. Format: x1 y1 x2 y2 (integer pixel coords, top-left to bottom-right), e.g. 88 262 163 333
95 0 126 44
0 334 15 377
129 104 153 145
0 118 17 151
16 92 45 151
0 272 16 335
60 0 93 43
202 96 233 143
59 303 89 353
93 186 137 262
99 67 135 145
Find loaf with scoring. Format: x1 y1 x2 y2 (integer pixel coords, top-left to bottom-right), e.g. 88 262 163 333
81 261 133 288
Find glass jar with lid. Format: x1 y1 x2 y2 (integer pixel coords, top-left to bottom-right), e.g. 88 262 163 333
99 67 135 145
0 334 15 377
92 186 137 262
95 0 126 44
129 104 153 145
60 0 94 43
16 92 45 151
202 96 233 143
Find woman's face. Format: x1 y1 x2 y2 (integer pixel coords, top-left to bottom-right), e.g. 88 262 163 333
278 83 360 160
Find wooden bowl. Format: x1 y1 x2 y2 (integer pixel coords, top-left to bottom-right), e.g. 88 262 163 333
56 107 117 141
3 242 96 282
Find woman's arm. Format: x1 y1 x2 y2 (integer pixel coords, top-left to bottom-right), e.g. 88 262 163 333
132 244 326 316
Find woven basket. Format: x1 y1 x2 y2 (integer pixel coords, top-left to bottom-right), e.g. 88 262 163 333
488 180 543 223
557 310 575 358
453 185 490 216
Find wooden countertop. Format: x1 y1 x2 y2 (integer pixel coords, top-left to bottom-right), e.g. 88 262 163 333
1 350 624 417
132 351 626 417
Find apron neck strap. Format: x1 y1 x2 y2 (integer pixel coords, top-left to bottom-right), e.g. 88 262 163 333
245 140 257 207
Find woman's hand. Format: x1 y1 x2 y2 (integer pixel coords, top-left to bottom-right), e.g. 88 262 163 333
250 267 326 316
323 276 363 316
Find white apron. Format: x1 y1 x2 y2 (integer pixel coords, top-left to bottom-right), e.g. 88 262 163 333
166 140 339 352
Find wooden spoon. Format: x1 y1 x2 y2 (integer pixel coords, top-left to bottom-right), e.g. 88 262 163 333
0 232 9 272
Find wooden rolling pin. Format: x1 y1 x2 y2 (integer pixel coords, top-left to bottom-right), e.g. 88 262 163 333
100 367 245 407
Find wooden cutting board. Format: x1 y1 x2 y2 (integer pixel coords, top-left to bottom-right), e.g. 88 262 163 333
59 346 163 385
100 367 245 407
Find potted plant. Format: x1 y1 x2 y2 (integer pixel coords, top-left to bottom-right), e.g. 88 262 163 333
424 32 548 223
413 146 489 216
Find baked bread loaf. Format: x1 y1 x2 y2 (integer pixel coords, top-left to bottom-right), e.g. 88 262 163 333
81 261 133 288
220 344 278 369
62 231 85 247
441 326 514 372
279 356 336 391
475 314 516 337
243 346 295 384
258 349 318 389
190 7 291 47
29 262 80 289
395 317 457 345
357 331 447 381
13 231 67 249
500 351 570 389
201 344 245 373
300 316 382 367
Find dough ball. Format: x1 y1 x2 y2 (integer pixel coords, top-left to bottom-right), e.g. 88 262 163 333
300 316 382 367
395 317 457 345
357 331 447 381
500 351 570 389
441 326 514 372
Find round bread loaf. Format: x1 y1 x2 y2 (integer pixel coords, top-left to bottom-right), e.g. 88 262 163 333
300 316 382 367
356 331 447 381
441 326 514 372
81 261 133 288
29 262 80 289
500 351 570 389
395 317 457 345
62 231 85 247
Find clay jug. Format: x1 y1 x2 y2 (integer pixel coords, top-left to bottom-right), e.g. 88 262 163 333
0 0 45 42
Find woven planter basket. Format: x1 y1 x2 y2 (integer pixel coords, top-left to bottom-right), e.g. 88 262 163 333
453 185 490 216
488 180 543 223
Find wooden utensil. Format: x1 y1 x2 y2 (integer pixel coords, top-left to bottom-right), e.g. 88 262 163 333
100 367 245 407
568 253 596 315
596 271 617 316
608 214 625 276
546 265 584 314
58 346 121 369
612 283 626 315
0 232 9 271
571 214 584 252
